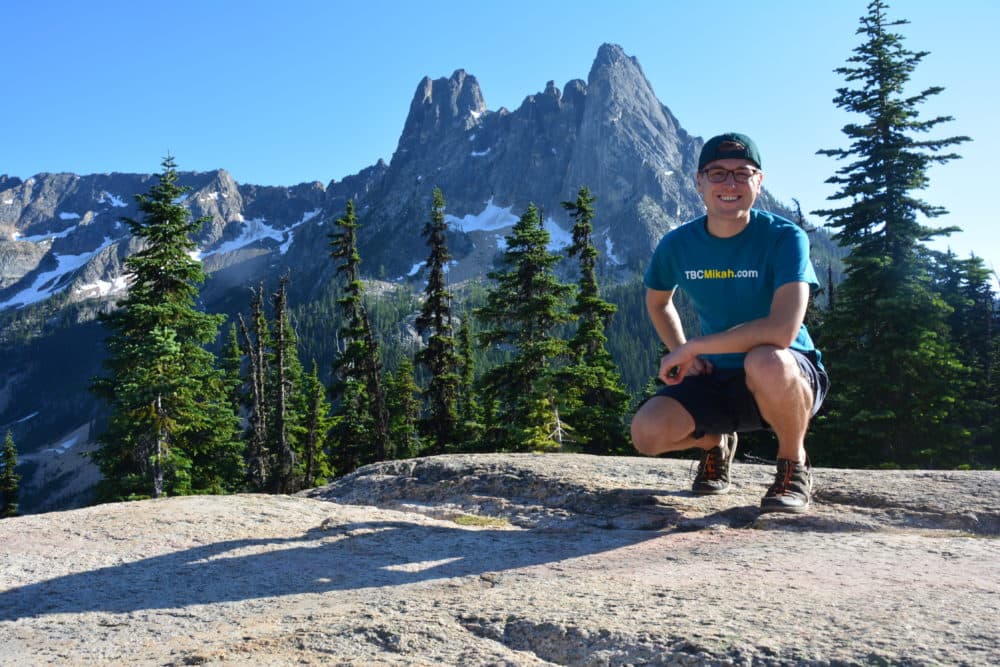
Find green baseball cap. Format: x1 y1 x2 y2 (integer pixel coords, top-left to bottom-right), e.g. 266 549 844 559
698 132 762 170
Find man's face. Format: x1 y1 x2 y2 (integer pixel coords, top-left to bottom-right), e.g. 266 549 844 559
696 158 763 220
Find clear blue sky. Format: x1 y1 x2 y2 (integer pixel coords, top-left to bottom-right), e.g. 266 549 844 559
4 0 996 276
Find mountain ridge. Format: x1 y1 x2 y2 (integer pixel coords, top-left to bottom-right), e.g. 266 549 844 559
0 43 835 514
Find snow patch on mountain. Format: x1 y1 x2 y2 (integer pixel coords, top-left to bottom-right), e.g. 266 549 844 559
1 236 116 309
15 225 79 243
445 197 570 252
604 234 623 266
97 192 129 208
73 274 130 300
445 197 519 234
543 215 571 251
190 208 321 260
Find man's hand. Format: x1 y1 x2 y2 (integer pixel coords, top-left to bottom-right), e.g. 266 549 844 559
657 346 713 385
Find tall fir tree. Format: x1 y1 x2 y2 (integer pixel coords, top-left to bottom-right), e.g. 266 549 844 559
328 200 390 472
415 188 461 454
475 203 573 451
91 156 242 501
267 276 302 492
931 251 998 465
456 317 484 448
299 360 333 487
238 284 272 490
812 1 972 466
386 356 423 458
1 431 19 518
560 187 630 454
220 323 245 425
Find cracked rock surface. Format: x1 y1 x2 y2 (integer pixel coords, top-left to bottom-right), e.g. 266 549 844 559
1 453 997 665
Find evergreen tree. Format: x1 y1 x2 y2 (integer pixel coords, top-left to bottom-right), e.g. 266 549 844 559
386 356 422 458
1 431 19 518
415 188 460 454
238 284 271 490
220 323 245 425
328 200 390 471
560 187 630 454
267 276 301 492
91 156 241 501
299 360 333 487
328 378 371 474
456 317 484 448
931 251 998 465
475 203 573 451
812 1 972 466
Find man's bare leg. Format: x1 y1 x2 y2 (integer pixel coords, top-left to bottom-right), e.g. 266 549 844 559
631 396 738 494
630 396 721 455
744 345 812 461
744 344 814 512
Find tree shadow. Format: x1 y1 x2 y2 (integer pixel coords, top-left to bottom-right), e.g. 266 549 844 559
0 517 665 621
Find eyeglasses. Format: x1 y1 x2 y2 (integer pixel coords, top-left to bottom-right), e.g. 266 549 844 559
699 167 761 183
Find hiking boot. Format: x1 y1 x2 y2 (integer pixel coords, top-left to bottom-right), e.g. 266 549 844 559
761 458 813 513
692 433 738 495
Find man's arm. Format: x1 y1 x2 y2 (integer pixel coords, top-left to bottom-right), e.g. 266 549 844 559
645 288 686 350
646 288 715 381
658 281 810 383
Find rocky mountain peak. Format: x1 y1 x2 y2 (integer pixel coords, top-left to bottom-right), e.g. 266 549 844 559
590 42 641 77
398 69 487 150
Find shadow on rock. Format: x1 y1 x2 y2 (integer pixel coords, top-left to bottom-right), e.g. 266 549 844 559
0 518 662 621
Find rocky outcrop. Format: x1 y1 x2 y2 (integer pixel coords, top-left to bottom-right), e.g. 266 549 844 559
1 454 997 665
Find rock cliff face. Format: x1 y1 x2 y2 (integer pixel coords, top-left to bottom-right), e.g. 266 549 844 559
1 454 997 666
360 43 740 279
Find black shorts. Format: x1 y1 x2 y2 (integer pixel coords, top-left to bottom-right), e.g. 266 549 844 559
650 349 829 438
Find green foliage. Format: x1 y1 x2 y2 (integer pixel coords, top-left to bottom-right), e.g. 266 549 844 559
262 277 303 492
234 280 335 491
238 283 272 490
455 317 484 447
220 324 244 421
414 188 461 454
810 1 983 467
385 356 423 459
328 200 390 470
298 361 334 487
328 378 372 475
1 431 20 518
475 203 573 451
929 251 998 464
90 156 242 502
559 187 631 454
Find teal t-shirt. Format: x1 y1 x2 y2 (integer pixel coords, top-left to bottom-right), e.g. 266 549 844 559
644 209 822 369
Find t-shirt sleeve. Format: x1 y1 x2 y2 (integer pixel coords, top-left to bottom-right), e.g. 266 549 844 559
773 225 820 291
644 233 679 291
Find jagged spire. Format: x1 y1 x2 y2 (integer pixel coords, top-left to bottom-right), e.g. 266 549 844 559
400 69 487 146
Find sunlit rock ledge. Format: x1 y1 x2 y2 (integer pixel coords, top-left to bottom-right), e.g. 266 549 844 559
1 453 997 665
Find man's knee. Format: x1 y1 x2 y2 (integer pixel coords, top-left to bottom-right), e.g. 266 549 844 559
744 346 812 410
630 409 661 456
744 345 796 388
630 396 693 456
